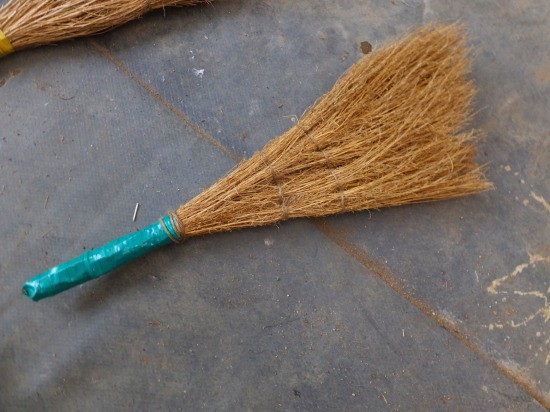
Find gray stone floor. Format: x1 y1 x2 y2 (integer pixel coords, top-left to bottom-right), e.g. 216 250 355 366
0 0 548 410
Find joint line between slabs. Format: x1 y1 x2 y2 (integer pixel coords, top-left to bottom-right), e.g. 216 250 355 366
313 219 549 409
90 38 548 409
88 39 241 163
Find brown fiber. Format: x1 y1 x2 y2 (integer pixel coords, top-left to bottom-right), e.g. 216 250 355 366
0 0 206 51
175 25 493 238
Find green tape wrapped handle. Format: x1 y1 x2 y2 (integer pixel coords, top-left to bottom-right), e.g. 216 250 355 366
22 216 180 301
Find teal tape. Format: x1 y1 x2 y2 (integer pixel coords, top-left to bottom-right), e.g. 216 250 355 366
22 216 179 301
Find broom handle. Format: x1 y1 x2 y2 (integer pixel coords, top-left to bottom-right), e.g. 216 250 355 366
21 216 180 301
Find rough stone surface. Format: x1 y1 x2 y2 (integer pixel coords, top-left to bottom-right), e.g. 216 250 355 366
1 0 548 410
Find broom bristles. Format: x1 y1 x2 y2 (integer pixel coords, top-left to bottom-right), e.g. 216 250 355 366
175 25 493 238
0 0 206 50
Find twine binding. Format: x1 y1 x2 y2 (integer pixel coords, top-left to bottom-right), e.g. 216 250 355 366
260 151 289 219
160 212 184 243
297 123 346 213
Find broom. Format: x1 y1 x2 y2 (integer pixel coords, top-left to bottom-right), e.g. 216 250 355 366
22 25 493 301
0 0 207 57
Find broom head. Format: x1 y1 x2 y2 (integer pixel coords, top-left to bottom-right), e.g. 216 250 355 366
0 0 205 51
175 24 493 238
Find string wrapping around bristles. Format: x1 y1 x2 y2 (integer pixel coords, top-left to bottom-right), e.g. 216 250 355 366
174 24 493 239
0 0 207 51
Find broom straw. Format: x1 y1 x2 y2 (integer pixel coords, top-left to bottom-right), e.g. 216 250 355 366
0 0 207 57
22 24 493 301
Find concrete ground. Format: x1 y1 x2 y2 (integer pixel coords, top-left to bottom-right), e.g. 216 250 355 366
0 0 548 410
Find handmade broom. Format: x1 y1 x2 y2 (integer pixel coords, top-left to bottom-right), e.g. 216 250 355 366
22 25 492 301
0 0 207 57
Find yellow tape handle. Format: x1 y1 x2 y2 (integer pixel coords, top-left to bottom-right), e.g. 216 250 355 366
0 29 14 57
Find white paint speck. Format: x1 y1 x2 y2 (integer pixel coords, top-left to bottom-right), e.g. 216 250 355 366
192 68 205 78
264 237 275 247
530 191 550 213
